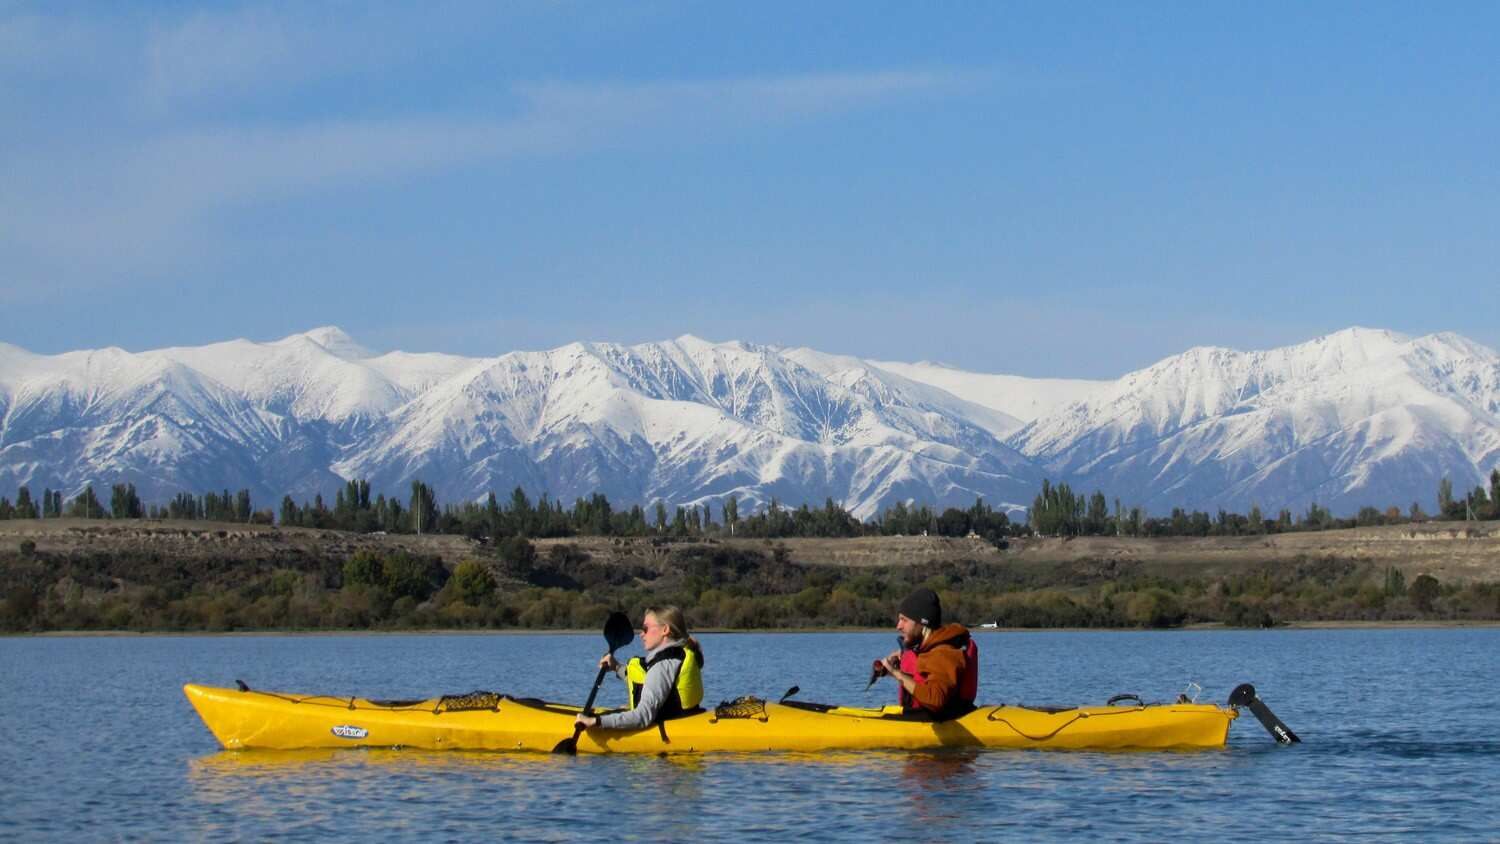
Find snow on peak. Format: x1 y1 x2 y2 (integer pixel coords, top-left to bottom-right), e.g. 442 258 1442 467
868 358 1106 425
293 326 374 359
1010 327 1500 514
3 325 1496 518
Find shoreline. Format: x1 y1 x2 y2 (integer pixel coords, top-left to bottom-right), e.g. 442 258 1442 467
11 618 1500 638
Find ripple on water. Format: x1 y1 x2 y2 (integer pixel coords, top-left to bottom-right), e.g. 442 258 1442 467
3 629 1498 840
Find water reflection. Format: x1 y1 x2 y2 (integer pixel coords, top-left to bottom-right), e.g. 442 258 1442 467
190 747 566 776
902 749 981 783
188 748 625 840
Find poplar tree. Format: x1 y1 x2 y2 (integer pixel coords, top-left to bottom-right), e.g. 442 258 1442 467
67 486 103 519
410 481 437 535
109 483 143 518
1491 469 1500 519
15 486 37 519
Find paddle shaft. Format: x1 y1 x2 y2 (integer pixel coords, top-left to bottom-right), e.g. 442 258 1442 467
580 663 611 716
558 661 614 751
556 610 635 754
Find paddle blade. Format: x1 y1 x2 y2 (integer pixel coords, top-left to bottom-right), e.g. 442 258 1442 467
604 611 634 652
553 725 583 755
1229 683 1301 744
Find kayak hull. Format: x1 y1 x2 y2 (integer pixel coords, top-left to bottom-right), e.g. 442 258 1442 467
184 684 1237 753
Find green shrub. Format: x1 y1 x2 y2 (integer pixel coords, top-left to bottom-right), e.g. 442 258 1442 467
1409 574 1442 612
343 550 384 588
496 536 536 573
1223 599 1274 628
451 560 496 605
383 551 446 601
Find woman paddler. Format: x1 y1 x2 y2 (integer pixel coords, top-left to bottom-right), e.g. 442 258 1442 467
573 606 706 731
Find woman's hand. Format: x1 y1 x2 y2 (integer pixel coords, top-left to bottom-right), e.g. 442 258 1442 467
598 654 618 671
574 714 598 730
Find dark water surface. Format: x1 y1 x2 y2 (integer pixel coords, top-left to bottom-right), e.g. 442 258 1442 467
2 628 1496 841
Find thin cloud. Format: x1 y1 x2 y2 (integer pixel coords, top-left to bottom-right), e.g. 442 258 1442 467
517 70 969 124
138 70 972 205
142 7 300 108
3 69 973 295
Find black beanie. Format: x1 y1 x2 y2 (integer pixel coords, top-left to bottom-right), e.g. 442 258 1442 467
898 588 942 628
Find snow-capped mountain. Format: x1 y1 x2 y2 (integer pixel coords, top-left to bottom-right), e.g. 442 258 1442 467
1009 327 1500 514
2 326 1496 519
0 330 1041 518
331 336 1042 517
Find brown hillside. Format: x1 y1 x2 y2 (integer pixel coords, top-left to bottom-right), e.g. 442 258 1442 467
2 518 1497 583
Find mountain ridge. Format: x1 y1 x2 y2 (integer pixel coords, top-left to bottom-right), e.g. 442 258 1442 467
3 327 1497 519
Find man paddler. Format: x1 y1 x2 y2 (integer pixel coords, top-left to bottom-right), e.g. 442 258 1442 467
871 587 979 720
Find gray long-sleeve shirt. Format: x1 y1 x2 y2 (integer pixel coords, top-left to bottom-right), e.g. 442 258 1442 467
596 638 687 731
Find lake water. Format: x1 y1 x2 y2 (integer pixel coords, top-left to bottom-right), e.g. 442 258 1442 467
2 628 1497 841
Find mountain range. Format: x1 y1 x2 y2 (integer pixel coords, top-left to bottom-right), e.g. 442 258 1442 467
2 326 1496 519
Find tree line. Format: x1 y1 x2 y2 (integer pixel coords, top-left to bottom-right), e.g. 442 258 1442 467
3 468 1498 540
0 477 1017 547
1028 471 1500 538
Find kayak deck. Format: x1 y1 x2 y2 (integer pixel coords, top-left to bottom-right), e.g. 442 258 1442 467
184 683 1237 753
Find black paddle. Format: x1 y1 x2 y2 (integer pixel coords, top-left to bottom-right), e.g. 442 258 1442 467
1228 683 1301 744
553 611 635 755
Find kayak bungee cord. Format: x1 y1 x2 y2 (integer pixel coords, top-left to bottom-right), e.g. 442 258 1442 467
230 683 514 714
983 704 1151 742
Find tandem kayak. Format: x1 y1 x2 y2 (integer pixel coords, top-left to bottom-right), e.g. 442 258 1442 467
182 682 1285 754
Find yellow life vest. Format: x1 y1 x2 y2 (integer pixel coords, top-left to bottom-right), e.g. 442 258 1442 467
625 645 703 716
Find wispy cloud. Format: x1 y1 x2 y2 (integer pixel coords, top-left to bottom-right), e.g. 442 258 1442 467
137 70 970 203
141 6 301 108
516 70 970 125
2 68 972 297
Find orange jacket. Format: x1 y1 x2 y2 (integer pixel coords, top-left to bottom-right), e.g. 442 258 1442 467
904 623 974 716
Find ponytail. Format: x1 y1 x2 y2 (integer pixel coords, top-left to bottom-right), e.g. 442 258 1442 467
646 605 705 668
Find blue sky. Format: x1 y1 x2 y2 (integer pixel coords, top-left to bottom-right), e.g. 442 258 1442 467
2 2 1496 378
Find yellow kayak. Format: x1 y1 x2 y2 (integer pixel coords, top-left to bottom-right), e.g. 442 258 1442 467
184 683 1239 753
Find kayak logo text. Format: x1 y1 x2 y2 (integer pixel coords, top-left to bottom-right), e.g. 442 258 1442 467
331 725 369 740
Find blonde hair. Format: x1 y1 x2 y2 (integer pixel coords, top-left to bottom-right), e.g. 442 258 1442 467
645 605 705 668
